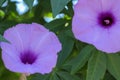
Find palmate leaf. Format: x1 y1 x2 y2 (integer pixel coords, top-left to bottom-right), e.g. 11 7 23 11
27 74 50 80
68 45 95 74
86 51 106 80
104 72 116 80
57 32 75 66
57 71 81 80
51 0 71 17
49 73 60 80
107 54 120 80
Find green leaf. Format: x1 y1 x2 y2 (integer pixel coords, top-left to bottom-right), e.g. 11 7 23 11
0 21 18 34
23 0 34 10
49 73 60 80
62 1 74 17
53 74 60 80
51 0 70 17
104 72 116 80
57 32 75 66
107 54 120 80
69 45 95 74
86 51 106 80
57 71 80 80
44 19 67 31
0 34 9 43
28 74 50 80
0 0 6 7
64 30 74 38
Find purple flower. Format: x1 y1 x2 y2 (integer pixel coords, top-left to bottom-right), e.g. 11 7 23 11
1 23 62 74
72 0 120 53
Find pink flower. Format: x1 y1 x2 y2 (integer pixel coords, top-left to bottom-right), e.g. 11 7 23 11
1 23 62 74
72 0 120 53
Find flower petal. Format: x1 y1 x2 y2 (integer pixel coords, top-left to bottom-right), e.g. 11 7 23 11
72 0 120 53
75 0 102 16
2 51 25 73
72 14 102 43
1 23 61 74
30 31 61 55
101 0 120 12
94 23 120 53
33 54 57 74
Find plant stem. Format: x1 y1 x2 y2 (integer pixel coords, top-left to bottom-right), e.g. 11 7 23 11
19 74 27 80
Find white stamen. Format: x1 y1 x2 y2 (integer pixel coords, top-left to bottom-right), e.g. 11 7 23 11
104 19 110 24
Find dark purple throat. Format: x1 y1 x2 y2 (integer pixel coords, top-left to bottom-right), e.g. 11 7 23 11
20 51 37 64
98 12 115 28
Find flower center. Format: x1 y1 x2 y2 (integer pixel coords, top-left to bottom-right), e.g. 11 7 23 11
98 12 115 28
20 51 37 64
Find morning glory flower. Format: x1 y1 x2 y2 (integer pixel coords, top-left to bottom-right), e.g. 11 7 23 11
1 23 62 74
72 0 120 53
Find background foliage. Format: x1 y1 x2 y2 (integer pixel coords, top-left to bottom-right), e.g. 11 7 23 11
0 0 119 80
